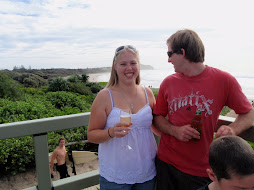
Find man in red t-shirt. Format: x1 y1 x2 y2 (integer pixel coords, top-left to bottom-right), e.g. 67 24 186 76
153 29 254 190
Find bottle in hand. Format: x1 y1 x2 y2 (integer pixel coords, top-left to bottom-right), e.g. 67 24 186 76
191 111 202 142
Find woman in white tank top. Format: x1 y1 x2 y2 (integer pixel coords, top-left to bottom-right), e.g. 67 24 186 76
87 45 160 190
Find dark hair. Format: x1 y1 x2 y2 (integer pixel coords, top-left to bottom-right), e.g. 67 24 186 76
167 29 205 63
58 137 65 143
209 136 254 181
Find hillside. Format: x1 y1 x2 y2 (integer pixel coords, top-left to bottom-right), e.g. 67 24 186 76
0 64 153 80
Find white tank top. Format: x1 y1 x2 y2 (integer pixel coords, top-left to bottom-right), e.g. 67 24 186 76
98 87 157 184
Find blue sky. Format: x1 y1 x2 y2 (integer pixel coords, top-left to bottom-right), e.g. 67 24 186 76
0 0 254 76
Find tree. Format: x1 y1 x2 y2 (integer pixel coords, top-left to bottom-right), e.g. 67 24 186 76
81 73 89 83
67 74 82 83
48 77 69 92
0 72 23 100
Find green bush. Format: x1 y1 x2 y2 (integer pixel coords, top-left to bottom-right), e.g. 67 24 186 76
48 77 69 92
152 90 158 99
0 91 94 174
13 73 47 87
0 72 23 100
86 82 103 93
220 106 231 116
81 73 89 83
45 91 90 111
68 82 93 96
67 74 82 83
0 98 63 124
0 137 35 175
98 82 107 87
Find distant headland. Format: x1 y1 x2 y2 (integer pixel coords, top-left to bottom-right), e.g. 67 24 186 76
0 64 153 80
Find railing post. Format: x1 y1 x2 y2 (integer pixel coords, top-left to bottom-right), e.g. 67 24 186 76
33 133 52 190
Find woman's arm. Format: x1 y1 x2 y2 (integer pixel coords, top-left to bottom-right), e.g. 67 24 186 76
87 89 130 144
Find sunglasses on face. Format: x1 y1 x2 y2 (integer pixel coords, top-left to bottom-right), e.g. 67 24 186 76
115 45 136 54
167 50 177 58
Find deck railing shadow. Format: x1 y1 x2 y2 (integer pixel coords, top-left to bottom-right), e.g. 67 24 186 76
0 113 253 190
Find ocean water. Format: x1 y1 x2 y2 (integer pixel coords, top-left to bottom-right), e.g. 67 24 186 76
90 69 254 100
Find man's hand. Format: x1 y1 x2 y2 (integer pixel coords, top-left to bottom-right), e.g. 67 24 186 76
215 125 235 138
174 124 200 142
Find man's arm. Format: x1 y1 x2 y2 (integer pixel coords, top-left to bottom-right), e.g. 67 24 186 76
216 108 254 137
153 114 200 142
50 150 57 174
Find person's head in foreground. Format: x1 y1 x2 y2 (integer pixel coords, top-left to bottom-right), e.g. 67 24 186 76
206 135 254 190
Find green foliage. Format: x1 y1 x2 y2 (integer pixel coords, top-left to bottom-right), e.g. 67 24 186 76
48 77 69 92
152 90 158 99
13 73 47 87
86 82 103 93
220 106 231 116
0 69 104 175
45 91 91 111
0 90 95 174
0 137 35 175
248 141 254 150
0 98 61 123
68 82 93 96
0 72 23 100
81 73 89 83
47 127 87 152
67 74 82 83
22 87 45 96
98 82 107 87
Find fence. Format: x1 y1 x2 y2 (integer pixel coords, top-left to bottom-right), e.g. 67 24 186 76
0 113 253 190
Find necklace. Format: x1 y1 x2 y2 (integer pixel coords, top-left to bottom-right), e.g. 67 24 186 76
119 86 137 110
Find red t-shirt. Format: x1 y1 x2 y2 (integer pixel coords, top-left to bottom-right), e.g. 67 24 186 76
153 66 252 177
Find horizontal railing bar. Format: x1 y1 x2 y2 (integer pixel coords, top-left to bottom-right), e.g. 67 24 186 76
23 186 37 190
217 115 254 142
53 170 99 190
0 113 90 140
23 170 100 190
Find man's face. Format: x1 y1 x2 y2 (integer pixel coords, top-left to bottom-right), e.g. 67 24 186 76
218 174 254 190
167 44 185 74
59 140 65 147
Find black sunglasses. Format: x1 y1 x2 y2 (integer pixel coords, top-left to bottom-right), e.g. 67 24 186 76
167 50 177 58
115 45 136 54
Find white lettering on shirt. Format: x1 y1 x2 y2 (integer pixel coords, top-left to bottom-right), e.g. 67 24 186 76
168 90 213 117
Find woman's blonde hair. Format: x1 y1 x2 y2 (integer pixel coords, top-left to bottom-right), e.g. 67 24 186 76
106 46 140 88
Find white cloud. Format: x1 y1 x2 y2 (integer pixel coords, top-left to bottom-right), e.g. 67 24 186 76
0 0 253 76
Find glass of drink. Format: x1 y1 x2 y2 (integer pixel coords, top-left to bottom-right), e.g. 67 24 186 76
120 109 132 150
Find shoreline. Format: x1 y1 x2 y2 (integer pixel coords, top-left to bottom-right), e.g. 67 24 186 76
88 73 106 83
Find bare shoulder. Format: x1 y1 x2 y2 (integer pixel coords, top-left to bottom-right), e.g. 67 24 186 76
91 88 111 112
94 88 110 101
144 86 153 94
52 147 59 157
144 86 156 107
145 87 155 99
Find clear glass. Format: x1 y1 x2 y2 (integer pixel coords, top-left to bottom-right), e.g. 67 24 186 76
120 109 132 150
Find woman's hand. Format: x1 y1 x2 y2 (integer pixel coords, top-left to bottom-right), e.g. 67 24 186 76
109 122 131 138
